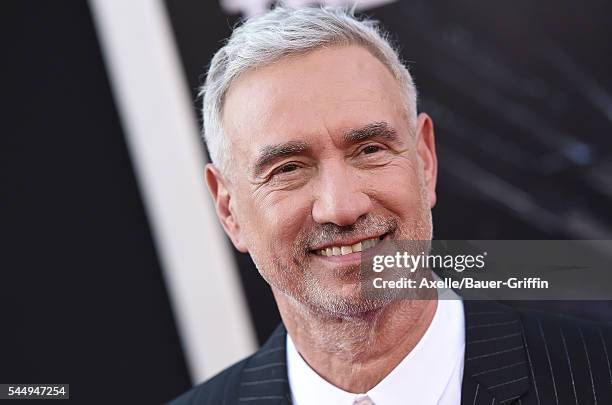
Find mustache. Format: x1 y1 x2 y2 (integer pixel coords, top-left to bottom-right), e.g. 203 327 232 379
297 215 398 251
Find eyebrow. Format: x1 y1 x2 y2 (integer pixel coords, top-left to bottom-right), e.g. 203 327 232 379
343 121 399 143
252 141 310 177
251 122 399 178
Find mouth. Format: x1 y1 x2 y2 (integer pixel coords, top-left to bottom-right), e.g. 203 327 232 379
311 233 390 258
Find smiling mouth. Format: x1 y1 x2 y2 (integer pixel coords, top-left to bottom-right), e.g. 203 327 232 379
312 234 388 257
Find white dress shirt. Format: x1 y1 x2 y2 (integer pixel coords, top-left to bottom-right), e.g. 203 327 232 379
287 292 465 405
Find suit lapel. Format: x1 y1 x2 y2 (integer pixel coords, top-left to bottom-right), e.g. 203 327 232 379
462 300 530 404
237 324 292 404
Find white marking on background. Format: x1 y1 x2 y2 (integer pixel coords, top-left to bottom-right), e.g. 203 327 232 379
89 0 257 383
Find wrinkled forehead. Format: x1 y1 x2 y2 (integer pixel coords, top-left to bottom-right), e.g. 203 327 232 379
221 45 409 165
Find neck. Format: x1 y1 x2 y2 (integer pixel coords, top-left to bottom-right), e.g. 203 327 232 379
274 291 437 393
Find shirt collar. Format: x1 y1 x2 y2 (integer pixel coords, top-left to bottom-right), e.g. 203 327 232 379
286 293 465 405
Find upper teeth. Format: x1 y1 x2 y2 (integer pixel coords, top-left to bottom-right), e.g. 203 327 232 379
317 237 381 256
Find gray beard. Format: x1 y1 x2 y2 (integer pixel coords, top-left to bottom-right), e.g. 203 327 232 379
259 206 434 320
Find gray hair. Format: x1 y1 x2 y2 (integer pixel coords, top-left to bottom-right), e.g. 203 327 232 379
201 5 418 174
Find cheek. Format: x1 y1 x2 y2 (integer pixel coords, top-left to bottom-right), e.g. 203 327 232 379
250 189 314 251
362 156 426 212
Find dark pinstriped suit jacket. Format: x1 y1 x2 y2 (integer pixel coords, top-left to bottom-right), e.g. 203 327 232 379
171 301 612 404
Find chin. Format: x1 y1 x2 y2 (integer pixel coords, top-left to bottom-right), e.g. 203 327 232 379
304 289 393 319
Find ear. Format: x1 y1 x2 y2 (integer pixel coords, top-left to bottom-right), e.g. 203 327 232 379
415 113 438 208
205 164 248 252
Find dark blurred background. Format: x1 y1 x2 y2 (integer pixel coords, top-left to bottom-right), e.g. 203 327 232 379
2 0 611 402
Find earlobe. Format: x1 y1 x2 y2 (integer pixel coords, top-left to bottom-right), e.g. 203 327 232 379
205 164 248 252
415 113 438 208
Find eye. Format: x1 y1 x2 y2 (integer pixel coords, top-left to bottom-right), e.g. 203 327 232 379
361 145 382 155
273 162 300 175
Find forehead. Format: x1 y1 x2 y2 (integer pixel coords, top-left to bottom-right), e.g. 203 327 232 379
222 45 407 156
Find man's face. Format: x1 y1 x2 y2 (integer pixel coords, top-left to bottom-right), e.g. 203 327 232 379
209 45 438 317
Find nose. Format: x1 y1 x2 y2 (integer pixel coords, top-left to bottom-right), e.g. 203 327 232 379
311 164 372 226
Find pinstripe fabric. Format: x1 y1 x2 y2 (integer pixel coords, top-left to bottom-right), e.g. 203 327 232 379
461 301 529 404
170 325 290 404
514 307 612 405
461 301 612 405
170 302 612 404
238 327 290 404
